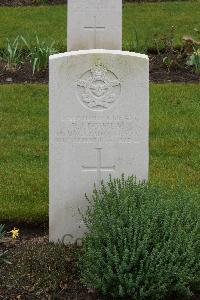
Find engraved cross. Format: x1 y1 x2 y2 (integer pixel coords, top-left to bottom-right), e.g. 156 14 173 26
84 16 106 48
82 148 115 186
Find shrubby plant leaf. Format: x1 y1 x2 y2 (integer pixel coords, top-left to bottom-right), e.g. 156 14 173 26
79 176 200 299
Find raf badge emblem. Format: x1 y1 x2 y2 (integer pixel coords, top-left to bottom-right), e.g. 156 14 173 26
77 62 121 110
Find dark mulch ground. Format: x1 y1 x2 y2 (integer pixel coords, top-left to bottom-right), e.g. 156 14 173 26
0 223 107 300
0 0 172 7
0 222 200 300
0 0 65 7
0 60 48 84
0 54 199 84
0 227 133 300
149 54 200 83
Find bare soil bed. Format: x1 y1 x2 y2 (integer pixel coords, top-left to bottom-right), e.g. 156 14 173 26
0 0 65 6
0 222 200 300
0 0 167 7
0 54 199 84
0 225 125 300
149 54 199 83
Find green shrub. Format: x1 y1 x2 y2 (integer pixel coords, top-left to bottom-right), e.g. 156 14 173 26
79 176 200 299
21 35 57 74
1 36 23 71
187 48 200 74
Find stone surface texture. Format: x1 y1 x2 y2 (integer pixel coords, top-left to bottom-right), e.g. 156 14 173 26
49 50 149 243
67 0 122 51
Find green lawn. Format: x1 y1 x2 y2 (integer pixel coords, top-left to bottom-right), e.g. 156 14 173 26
0 85 48 222
0 83 199 222
150 84 200 188
0 1 199 50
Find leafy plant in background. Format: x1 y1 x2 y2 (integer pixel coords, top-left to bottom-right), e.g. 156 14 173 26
163 56 173 73
21 35 57 74
1 36 22 71
154 26 183 72
79 176 200 300
154 26 176 54
187 48 200 73
182 29 200 74
0 224 11 265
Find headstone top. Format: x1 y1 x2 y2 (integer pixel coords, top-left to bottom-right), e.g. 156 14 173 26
50 49 148 60
67 0 122 51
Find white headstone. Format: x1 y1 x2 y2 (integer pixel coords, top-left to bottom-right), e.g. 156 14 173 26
67 0 122 51
49 50 149 243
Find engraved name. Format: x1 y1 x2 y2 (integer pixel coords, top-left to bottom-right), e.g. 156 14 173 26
56 115 141 144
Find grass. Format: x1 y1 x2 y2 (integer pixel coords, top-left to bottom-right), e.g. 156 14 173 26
123 1 200 51
0 83 199 222
0 2 200 50
150 83 200 187
0 85 48 222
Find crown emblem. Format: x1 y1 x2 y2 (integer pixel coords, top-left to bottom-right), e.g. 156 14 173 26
91 63 107 80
